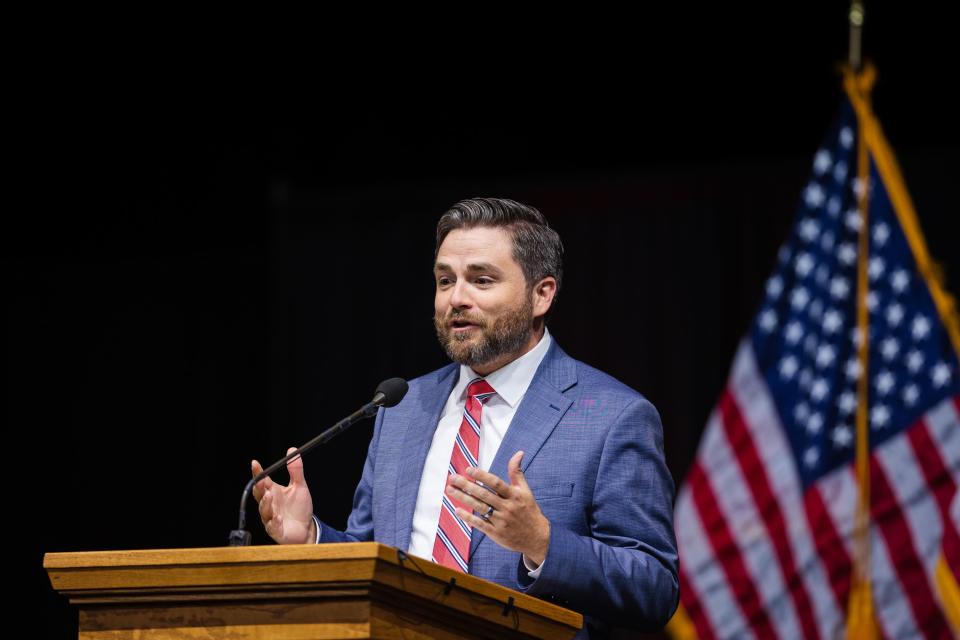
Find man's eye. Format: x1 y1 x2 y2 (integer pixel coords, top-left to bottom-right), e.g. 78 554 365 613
475 277 494 286
437 277 453 286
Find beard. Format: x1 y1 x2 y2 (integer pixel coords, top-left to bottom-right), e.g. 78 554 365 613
434 296 534 370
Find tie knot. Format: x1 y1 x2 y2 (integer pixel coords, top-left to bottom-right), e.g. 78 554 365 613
467 378 496 400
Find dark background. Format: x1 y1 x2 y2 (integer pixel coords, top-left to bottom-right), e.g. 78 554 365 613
9 6 958 638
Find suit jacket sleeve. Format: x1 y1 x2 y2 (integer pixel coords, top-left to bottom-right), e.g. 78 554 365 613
314 406 384 544
515 396 680 628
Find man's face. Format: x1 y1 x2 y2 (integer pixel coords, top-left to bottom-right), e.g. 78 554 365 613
433 226 537 373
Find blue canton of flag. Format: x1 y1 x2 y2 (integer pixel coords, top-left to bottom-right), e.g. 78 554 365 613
752 101 959 488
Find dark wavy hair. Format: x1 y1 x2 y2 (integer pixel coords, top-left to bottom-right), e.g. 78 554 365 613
435 197 564 298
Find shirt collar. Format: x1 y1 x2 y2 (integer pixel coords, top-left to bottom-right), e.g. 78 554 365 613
454 328 553 408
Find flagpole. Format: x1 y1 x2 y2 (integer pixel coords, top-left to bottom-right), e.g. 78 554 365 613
844 5 878 638
849 2 865 72
844 51 881 638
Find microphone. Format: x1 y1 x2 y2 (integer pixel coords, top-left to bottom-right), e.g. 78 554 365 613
371 377 408 408
228 377 408 546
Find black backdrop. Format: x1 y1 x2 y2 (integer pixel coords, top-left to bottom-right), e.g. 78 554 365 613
9 7 959 638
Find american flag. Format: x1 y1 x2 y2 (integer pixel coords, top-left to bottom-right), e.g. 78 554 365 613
671 83 960 638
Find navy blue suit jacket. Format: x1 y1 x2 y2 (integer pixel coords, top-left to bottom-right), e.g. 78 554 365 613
316 341 679 637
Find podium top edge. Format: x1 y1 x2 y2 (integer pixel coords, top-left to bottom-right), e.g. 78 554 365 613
43 541 391 568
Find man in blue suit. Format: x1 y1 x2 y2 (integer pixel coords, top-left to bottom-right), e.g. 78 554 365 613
252 198 679 637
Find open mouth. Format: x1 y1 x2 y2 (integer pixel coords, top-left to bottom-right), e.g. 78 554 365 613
450 319 480 331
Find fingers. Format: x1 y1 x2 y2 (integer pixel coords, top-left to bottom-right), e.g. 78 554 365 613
251 460 275 502
447 485 488 514
449 473 506 506
464 466 510 497
507 451 528 489
258 487 274 522
456 507 493 534
446 479 500 516
285 446 306 486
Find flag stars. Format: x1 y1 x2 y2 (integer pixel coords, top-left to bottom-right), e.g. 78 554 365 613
880 337 899 361
785 321 804 345
800 219 821 242
932 362 952 388
873 222 890 247
845 209 863 232
811 378 830 402
906 350 924 373
804 183 826 209
791 287 811 311
891 269 910 293
868 256 886 281
803 446 820 468
832 425 854 448
794 401 811 423
830 276 851 300
912 316 932 340
846 358 863 381
833 161 848 184
806 413 824 435
823 309 844 334
840 126 854 149
875 370 895 396
813 149 833 175
838 243 857 266
885 303 904 327
766 276 784 298
867 291 879 312
903 384 920 406
816 344 837 368
870 405 891 430
779 355 799 380
795 253 815 278
799 368 813 391
759 309 778 332
838 391 857 415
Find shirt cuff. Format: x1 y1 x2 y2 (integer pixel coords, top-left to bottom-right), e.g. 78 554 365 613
312 515 322 544
522 554 544 578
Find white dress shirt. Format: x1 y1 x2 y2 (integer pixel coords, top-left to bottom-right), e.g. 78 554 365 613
407 329 553 574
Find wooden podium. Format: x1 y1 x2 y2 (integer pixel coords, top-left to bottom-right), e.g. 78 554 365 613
45 542 582 639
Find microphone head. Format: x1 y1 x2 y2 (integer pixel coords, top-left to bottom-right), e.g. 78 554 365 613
374 377 408 407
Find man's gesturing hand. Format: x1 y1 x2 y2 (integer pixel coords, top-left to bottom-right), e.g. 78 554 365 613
446 450 551 566
251 447 316 545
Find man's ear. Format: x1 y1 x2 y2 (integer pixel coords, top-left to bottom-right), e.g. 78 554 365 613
531 276 558 319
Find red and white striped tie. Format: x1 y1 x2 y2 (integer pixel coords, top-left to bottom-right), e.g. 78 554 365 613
432 378 496 572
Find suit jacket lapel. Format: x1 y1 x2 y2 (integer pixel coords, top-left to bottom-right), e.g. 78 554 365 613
470 342 577 557
394 363 459 553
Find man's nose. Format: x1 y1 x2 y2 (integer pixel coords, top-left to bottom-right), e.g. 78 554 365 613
448 280 473 309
